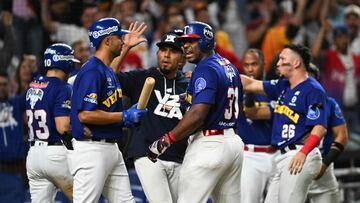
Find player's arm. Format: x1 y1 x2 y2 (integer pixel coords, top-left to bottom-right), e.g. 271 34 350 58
243 92 272 120
40 0 57 33
55 116 70 135
78 110 122 125
147 103 210 162
79 105 146 127
110 22 147 72
240 74 266 95
315 123 348 179
289 124 327 174
245 106 272 120
323 124 348 166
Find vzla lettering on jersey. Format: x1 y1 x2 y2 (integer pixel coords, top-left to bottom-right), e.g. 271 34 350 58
154 90 183 120
102 89 122 107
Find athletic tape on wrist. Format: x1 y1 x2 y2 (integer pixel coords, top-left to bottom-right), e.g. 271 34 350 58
166 132 177 144
300 134 321 155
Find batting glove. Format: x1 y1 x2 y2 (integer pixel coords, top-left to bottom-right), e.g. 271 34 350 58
147 132 176 163
122 103 148 128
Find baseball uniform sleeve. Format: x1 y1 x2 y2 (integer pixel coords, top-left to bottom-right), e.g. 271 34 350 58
329 98 346 127
191 66 218 105
76 69 102 111
54 84 72 117
305 89 328 128
263 78 288 100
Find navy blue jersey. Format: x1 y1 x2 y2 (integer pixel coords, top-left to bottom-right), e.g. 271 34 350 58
71 56 124 139
187 54 243 129
320 97 346 156
25 76 71 142
0 95 26 161
263 77 327 149
118 67 189 162
236 94 273 145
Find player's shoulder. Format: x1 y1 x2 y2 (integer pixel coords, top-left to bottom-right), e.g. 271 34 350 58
78 56 105 76
305 76 325 93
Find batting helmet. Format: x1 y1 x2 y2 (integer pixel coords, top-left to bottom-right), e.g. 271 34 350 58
44 43 79 74
88 17 129 48
177 21 215 53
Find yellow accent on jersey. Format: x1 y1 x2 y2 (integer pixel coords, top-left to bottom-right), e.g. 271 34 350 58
274 104 299 123
102 89 122 108
255 101 269 106
186 94 192 104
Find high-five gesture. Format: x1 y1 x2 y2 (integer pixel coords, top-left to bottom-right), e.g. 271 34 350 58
123 21 147 49
110 21 147 72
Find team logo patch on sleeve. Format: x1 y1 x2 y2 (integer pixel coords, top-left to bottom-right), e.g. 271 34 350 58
334 104 344 119
62 100 71 109
84 93 98 104
194 77 206 93
307 104 321 120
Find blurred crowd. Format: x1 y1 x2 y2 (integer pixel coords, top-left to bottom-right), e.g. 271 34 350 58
0 0 359 134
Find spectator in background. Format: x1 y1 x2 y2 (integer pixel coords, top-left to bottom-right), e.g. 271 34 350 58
312 24 360 132
11 57 34 96
245 0 275 49
344 4 360 55
0 11 15 73
68 40 90 85
261 0 307 72
12 0 43 61
41 0 97 45
0 71 26 203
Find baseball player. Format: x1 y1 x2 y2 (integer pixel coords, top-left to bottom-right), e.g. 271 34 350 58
307 65 348 203
237 49 276 203
116 31 188 203
147 21 244 203
241 44 327 203
68 18 147 203
25 43 78 202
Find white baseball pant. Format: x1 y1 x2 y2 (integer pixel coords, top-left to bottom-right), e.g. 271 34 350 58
177 128 243 203
241 147 276 203
134 157 181 203
264 147 322 203
308 163 340 203
68 140 135 203
26 141 73 203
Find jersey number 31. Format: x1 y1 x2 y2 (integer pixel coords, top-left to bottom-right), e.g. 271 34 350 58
225 87 239 120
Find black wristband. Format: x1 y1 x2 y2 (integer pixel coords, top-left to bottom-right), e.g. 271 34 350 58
322 142 345 166
61 131 74 150
244 93 255 108
332 141 345 152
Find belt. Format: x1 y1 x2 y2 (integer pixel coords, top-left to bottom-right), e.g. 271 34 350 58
30 140 63 147
244 145 277 153
202 129 224 136
280 144 300 154
75 138 117 143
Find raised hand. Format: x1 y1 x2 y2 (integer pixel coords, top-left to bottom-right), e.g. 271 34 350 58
123 21 147 49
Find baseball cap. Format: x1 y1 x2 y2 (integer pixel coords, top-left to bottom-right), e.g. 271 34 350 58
345 4 360 17
156 31 184 52
333 25 350 37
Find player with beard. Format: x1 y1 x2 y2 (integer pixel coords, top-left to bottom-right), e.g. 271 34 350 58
117 30 188 203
